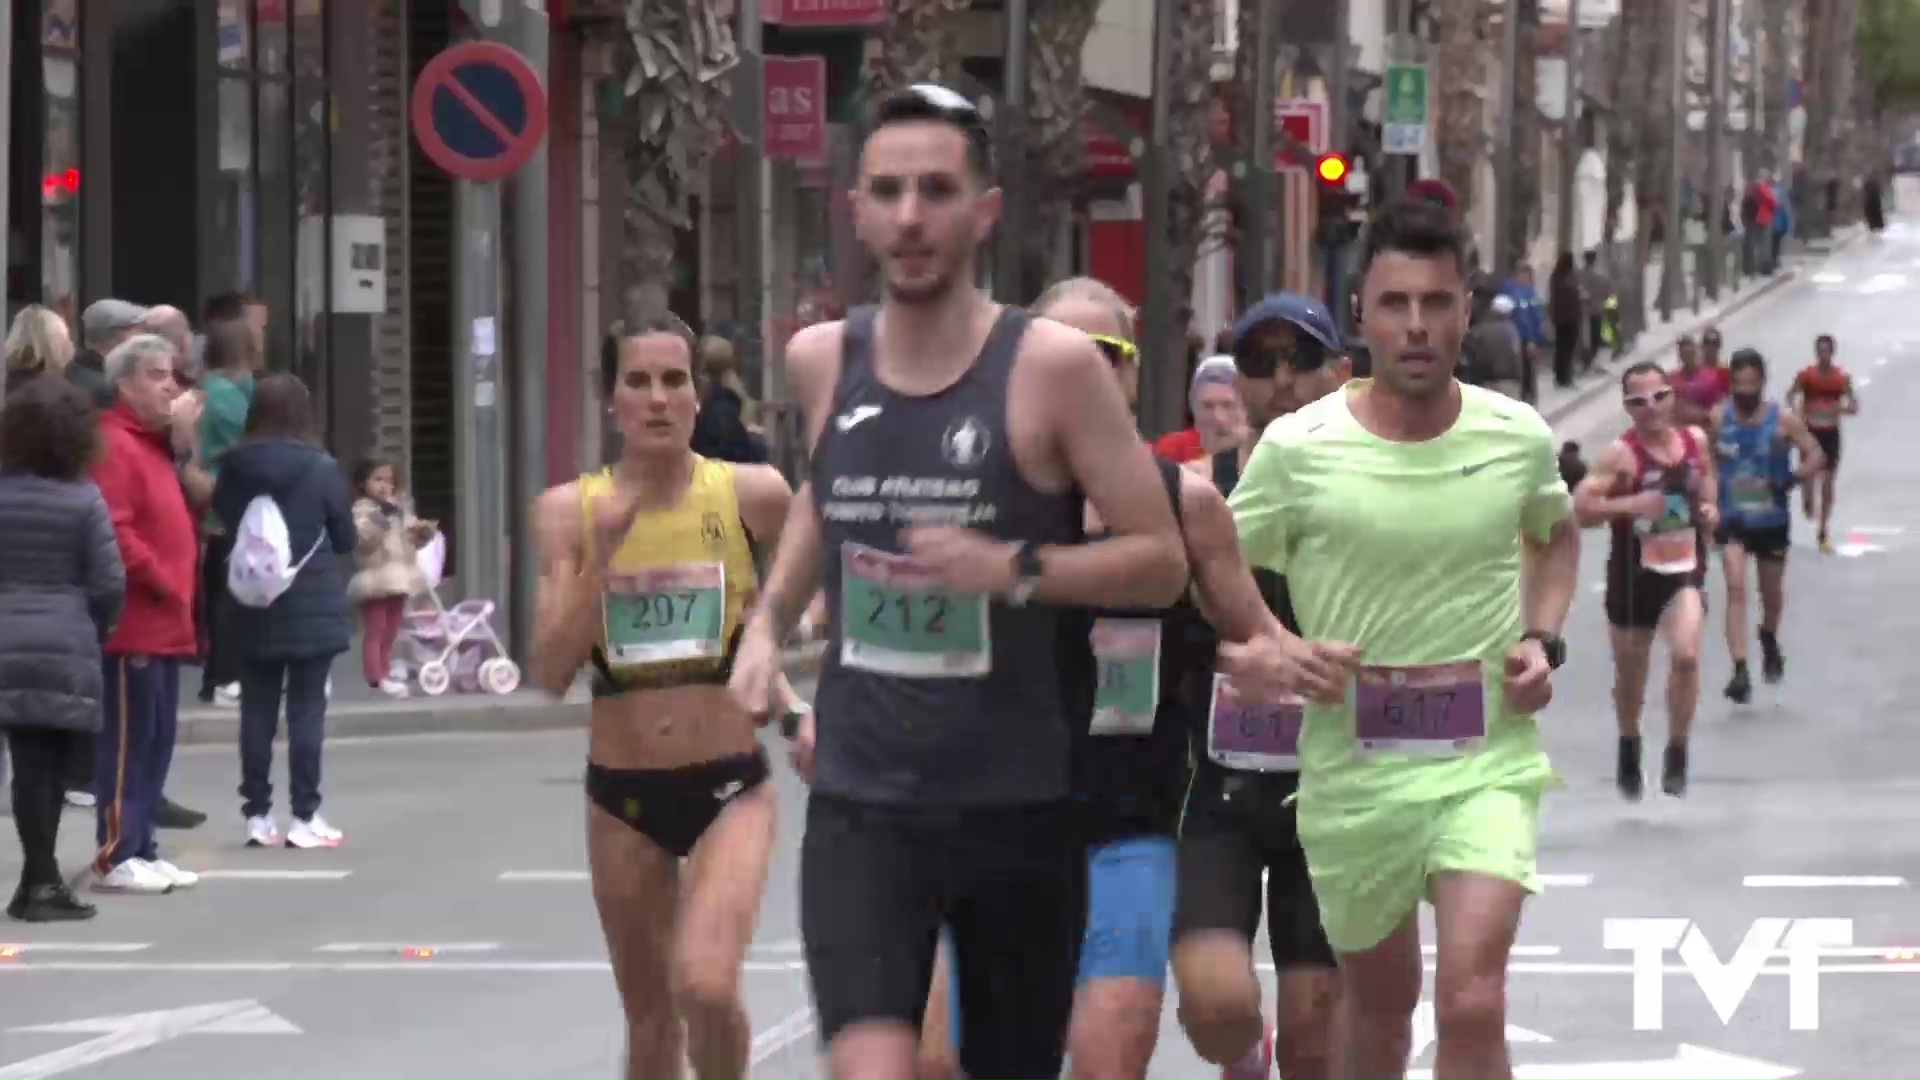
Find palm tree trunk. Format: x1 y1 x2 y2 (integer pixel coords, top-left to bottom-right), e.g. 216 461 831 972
1435 0 1487 212
1504 0 1542 272
1226 0 1260 309
1019 0 1103 300
861 0 975 101
1163 0 1220 364
615 0 737 325
1759 0 1789 175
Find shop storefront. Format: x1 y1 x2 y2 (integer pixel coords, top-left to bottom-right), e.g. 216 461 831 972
6 0 91 325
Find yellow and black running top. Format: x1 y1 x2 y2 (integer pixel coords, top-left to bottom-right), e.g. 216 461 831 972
581 456 758 695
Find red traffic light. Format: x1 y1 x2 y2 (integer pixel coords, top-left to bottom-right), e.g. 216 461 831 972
1315 154 1349 186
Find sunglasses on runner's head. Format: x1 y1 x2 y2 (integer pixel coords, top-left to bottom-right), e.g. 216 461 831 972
1624 388 1674 409
879 84 994 167
1087 334 1137 367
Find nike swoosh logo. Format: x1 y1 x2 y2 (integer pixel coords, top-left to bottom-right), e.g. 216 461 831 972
713 781 744 801
836 406 882 432
1461 462 1490 476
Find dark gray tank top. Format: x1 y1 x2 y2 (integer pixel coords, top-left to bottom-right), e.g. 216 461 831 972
809 305 1090 806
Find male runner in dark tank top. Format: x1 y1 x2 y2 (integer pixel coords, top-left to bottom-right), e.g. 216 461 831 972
727 85 1188 1079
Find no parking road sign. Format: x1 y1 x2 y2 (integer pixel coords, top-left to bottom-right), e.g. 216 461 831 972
411 41 549 183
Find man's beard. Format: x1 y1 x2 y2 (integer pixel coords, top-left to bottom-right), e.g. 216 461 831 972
882 258 960 307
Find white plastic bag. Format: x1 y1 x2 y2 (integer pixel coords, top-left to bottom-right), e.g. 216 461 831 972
228 494 324 608
417 531 447 591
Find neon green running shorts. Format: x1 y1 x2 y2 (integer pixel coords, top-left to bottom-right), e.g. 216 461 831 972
1296 784 1544 954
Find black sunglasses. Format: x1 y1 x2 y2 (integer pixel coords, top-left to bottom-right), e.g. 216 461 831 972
1237 340 1328 379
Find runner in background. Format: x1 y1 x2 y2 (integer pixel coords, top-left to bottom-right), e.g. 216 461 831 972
1671 332 1730 430
1575 362 1718 799
1709 349 1824 704
1786 334 1857 553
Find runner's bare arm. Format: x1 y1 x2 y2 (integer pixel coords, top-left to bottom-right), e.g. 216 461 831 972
1520 434 1581 637
1178 471 1284 645
743 323 840 640
529 483 602 696
1786 375 1803 412
1034 330 1188 607
1779 410 1828 478
1843 374 1861 414
1573 442 1647 526
1690 425 1720 525
733 463 809 710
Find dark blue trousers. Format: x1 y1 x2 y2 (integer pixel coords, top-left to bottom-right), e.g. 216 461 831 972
93 656 181 870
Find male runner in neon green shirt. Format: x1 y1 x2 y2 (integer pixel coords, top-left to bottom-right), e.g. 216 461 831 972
1221 197 1582 1079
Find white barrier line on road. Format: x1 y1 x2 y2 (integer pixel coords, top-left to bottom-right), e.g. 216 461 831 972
749 941 805 954
750 1009 816 1066
6 959 1919 976
196 870 352 881
313 943 500 954
1743 875 1907 888
0 943 150 954
498 871 589 882
1537 874 1594 887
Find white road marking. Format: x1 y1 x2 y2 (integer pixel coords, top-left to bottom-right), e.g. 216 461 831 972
497 870 589 882
0 1000 298 1080
749 941 805 954
0 957 1916 976
749 1008 816 1066
1538 873 1594 887
1811 271 1848 284
195 869 351 881
1743 874 1906 888
313 942 500 954
0 943 150 954
1849 525 1905 535
1857 377 1873 387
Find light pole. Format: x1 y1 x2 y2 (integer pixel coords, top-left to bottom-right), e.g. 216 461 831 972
1493 0 1520 279
1662 0 1686 320
1704 0 1730 299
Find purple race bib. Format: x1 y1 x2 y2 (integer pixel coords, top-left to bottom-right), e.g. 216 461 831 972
1352 660 1487 756
1207 673 1304 772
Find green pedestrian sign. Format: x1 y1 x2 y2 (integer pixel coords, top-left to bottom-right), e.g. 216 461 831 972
1383 63 1429 156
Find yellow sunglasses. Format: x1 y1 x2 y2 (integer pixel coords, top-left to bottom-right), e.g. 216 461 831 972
1087 334 1138 367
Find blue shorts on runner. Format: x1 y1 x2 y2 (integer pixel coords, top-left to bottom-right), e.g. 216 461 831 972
947 834 1176 1032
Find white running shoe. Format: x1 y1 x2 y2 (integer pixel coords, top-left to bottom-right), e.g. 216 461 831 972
148 859 200 889
92 858 175 894
64 789 96 808
245 815 280 848
285 815 343 849
214 683 241 707
378 677 410 698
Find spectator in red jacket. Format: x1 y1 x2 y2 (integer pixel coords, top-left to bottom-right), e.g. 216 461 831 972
89 334 202 896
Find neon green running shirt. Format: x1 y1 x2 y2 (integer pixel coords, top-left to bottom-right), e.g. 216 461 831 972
1228 381 1573 812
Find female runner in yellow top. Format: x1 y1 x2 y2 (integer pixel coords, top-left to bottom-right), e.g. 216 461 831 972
529 316 801 1079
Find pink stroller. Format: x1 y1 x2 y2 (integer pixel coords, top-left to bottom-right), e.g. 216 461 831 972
400 593 521 697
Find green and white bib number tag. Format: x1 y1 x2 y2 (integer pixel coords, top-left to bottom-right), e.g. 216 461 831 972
602 562 726 667
1089 618 1161 735
840 543 990 678
1805 401 1840 428
1731 472 1774 514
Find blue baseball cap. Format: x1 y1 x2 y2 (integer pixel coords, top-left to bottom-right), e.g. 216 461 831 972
1232 293 1342 356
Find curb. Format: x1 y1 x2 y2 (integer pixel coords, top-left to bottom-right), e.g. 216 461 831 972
1541 268 1799 429
175 641 828 746
1540 223 1872 431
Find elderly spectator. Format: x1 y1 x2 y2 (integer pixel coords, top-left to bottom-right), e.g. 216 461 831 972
0 377 125 922
4 305 76 397
68 299 151 407
212 374 356 850
89 334 201 895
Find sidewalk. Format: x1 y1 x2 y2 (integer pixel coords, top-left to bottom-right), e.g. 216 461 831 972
1533 224 1865 428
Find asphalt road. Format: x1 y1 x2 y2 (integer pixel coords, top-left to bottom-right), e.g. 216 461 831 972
5 223 1920 1079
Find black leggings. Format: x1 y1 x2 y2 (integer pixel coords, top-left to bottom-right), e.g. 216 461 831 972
7 728 81 887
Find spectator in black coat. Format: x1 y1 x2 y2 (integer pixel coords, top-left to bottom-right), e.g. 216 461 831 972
0 377 125 921
211 373 356 850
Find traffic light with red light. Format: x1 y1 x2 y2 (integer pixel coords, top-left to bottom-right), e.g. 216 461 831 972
1314 153 1349 187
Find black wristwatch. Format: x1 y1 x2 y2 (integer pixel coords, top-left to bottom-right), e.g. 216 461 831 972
1521 630 1567 670
1007 542 1044 607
